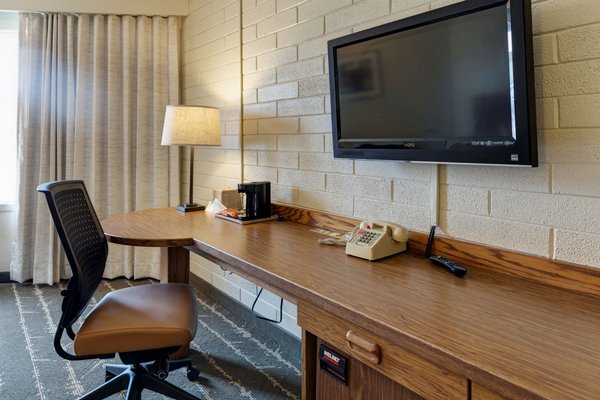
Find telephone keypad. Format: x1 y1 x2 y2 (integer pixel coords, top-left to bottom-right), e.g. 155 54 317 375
355 231 381 246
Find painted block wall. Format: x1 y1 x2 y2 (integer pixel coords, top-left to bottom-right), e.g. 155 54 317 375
181 0 302 337
181 0 600 337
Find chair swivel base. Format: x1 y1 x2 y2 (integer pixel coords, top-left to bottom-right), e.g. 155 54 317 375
79 359 200 400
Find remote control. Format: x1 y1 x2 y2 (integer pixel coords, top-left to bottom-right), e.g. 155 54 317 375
429 255 467 278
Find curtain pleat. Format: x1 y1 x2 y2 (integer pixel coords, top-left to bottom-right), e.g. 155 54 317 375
11 13 181 284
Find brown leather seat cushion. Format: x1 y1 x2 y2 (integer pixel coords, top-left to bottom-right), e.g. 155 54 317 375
74 283 198 356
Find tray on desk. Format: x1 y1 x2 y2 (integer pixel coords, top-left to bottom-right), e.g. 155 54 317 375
215 213 279 225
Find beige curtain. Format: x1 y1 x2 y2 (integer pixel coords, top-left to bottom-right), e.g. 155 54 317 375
11 13 181 284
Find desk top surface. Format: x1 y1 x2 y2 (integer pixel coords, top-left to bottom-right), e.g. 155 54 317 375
103 208 600 400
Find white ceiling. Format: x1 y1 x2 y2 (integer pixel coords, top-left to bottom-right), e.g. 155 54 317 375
0 0 189 16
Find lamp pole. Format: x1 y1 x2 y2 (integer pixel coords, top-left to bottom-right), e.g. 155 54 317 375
188 146 195 206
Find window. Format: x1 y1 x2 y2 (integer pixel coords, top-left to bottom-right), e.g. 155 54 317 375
0 12 18 205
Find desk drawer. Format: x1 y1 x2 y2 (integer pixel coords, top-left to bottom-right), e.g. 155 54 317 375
298 302 468 400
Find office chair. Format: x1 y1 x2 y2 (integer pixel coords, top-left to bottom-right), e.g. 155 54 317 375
38 180 201 400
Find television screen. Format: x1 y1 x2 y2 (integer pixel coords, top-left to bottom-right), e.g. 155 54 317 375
328 0 537 166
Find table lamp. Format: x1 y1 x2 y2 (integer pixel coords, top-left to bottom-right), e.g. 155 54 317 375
161 105 221 212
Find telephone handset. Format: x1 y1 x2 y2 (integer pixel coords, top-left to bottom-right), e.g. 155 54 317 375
345 221 408 261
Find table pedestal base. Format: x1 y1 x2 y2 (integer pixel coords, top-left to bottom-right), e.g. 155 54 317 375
161 247 192 359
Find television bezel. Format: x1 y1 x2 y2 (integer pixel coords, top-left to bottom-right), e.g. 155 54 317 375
328 0 537 167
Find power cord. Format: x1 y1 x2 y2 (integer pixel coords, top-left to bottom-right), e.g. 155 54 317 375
317 237 347 246
317 226 359 246
251 287 283 324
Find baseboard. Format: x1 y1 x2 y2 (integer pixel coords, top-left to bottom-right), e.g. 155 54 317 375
0 272 11 283
189 273 301 350
0 272 14 283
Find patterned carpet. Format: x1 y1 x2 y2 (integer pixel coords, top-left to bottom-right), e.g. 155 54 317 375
0 279 301 400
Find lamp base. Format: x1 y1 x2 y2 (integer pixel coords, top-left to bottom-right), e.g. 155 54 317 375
176 203 206 212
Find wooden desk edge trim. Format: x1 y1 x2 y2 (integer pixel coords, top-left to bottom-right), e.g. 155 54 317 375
190 241 300 305
105 234 195 247
273 203 600 298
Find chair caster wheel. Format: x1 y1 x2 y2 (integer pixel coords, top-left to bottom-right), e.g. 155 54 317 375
187 367 200 381
105 371 116 382
150 360 169 380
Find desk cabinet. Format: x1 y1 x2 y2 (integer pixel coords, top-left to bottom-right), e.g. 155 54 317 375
299 302 469 400
316 338 425 400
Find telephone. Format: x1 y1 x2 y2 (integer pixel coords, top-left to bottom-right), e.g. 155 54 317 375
345 221 408 261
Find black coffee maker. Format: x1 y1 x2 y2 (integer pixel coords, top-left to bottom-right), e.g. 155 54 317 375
237 181 271 221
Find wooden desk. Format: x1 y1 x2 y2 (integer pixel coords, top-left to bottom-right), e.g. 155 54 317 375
102 207 600 400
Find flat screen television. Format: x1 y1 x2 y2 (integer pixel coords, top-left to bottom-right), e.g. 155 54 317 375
328 0 537 166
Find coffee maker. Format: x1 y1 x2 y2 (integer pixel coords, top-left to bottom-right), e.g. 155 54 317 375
237 181 271 221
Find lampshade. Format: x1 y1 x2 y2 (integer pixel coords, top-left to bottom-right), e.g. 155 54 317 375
161 105 221 146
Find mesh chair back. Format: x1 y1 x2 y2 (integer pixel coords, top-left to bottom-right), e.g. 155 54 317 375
37 180 108 328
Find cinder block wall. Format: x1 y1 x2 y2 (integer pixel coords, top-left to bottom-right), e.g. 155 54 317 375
182 0 600 338
181 0 242 200
182 0 301 337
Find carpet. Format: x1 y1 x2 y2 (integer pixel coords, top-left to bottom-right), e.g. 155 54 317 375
0 279 301 399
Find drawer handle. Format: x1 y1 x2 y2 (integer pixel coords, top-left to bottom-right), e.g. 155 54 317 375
346 330 381 365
